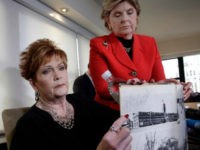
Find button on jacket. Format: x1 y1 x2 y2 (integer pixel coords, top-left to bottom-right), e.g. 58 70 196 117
89 33 165 110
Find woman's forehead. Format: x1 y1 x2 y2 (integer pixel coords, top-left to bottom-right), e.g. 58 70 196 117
111 1 133 12
42 55 63 65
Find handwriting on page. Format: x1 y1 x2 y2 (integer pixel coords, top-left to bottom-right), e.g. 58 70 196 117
119 84 187 150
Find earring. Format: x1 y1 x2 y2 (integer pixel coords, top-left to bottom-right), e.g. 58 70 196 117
35 91 39 101
108 25 112 31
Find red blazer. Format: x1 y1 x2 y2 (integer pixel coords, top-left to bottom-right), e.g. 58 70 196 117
89 33 165 110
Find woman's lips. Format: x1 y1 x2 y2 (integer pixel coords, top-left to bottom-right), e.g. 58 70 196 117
55 84 65 88
121 26 129 29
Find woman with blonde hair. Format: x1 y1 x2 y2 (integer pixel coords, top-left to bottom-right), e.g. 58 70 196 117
89 0 192 111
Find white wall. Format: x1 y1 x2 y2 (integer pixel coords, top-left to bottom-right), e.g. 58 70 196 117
0 0 91 132
77 34 91 75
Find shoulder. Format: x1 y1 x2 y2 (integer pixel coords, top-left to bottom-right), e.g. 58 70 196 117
16 106 37 123
73 74 85 83
66 93 109 112
16 105 49 128
90 34 116 52
134 34 158 47
66 93 89 111
73 73 90 85
13 106 43 137
67 92 91 101
67 93 95 108
66 93 96 121
90 34 111 47
90 35 109 42
67 93 118 114
66 93 119 129
79 73 88 80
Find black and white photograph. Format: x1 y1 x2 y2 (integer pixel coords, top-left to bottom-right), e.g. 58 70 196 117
120 84 187 150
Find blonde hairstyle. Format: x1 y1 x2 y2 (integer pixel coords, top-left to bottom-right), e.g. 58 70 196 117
19 38 67 81
101 0 141 31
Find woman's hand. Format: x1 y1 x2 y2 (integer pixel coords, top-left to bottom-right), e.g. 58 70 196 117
126 78 147 85
181 81 193 101
96 115 132 150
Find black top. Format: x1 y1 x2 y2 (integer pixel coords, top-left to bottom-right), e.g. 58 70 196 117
10 94 119 150
117 37 133 59
73 73 96 101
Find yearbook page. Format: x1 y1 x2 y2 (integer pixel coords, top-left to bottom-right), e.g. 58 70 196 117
119 83 187 150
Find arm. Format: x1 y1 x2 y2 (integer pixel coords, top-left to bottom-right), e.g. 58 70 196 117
89 38 111 98
10 108 58 150
150 37 166 81
73 76 81 93
147 38 192 100
11 119 52 150
96 115 132 150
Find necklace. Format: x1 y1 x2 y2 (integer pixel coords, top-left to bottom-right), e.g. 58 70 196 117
124 47 131 53
36 99 74 129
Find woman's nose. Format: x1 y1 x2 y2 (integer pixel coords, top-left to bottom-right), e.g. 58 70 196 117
55 76 60 81
121 13 128 22
54 70 61 81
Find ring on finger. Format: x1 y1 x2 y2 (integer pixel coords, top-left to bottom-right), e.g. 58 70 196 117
109 126 119 133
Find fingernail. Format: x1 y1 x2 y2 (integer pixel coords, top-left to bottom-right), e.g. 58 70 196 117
124 114 129 118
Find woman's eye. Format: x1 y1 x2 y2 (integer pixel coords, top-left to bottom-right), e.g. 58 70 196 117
127 10 133 15
42 68 51 75
114 13 121 17
59 65 66 71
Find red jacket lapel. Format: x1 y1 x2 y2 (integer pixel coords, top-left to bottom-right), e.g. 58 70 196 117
108 33 136 70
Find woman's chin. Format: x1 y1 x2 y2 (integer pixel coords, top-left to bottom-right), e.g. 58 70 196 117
118 32 133 38
54 89 68 97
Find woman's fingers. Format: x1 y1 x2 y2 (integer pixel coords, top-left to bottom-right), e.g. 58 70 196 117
97 115 132 150
182 82 193 101
127 78 142 85
116 127 132 150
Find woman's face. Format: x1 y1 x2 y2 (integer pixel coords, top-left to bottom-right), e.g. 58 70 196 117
108 1 138 39
31 56 68 101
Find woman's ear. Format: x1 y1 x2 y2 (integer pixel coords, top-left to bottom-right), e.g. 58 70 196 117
29 79 37 91
135 17 139 31
106 18 112 31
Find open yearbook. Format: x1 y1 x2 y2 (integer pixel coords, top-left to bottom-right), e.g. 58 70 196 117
119 83 187 150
